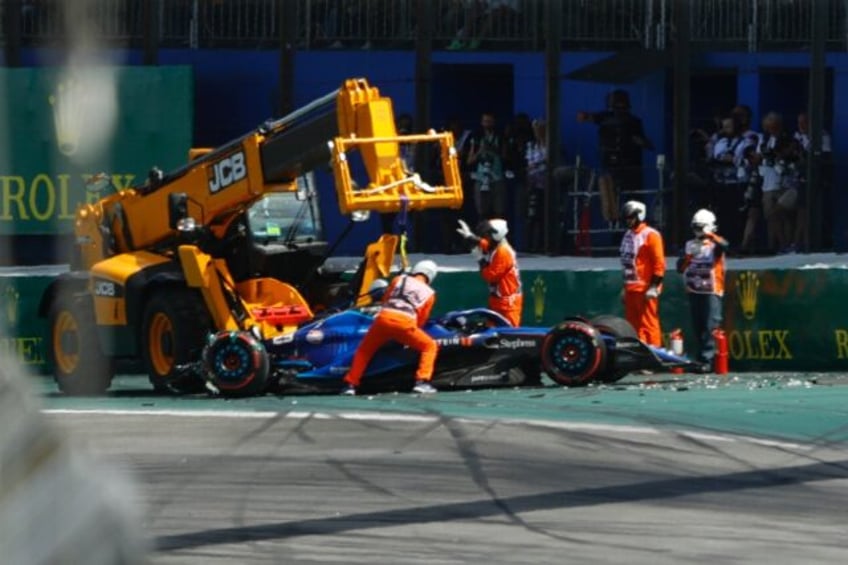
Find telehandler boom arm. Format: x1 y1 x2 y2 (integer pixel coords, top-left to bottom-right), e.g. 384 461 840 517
74 78 463 271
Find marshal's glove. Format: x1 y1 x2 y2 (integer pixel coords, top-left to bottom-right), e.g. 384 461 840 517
645 275 663 300
456 219 479 242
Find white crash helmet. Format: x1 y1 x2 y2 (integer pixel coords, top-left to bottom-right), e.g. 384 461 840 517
366 278 389 299
479 218 509 242
411 259 438 284
691 208 717 235
621 200 646 223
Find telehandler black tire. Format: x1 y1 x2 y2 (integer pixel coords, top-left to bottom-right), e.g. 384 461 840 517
48 294 114 395
141 289 211 394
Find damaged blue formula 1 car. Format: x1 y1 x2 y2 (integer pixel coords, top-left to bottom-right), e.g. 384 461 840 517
197 307 698 396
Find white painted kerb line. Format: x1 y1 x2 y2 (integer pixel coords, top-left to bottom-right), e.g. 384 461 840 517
42 408 811 450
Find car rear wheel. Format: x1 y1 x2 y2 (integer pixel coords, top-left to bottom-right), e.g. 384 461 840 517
202 330 270 397
541 320 606 387
590 315 637 383
48 294 114 395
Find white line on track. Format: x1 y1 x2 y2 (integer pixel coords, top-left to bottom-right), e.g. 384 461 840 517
42 408 811 450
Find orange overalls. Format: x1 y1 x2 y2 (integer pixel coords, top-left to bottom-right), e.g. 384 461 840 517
479 239 523 326
620 223 665 346
343 274 438 387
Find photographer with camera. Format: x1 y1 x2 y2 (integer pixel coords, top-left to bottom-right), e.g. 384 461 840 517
524 118 548 253
758 112 797 254
738 143 763 254
467 111 506 221
706 115 754 247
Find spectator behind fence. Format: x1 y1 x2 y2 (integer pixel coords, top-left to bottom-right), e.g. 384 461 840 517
524 119 548 253
731 104 763 148
738 142 764 254
577 89 654 224
467 111 507 221
757 112 795 254
706 114 753 248
778 136 805 254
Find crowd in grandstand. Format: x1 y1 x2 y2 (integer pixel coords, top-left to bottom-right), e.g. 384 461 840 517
690 105 833 256
406 93 833 259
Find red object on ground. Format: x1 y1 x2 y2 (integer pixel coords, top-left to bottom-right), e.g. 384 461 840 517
713 328 729 374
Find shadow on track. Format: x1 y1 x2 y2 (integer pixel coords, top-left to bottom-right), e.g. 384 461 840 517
156 457 848 551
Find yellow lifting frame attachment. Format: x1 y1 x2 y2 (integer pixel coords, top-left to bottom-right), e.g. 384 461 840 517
330 131 463 215
331 78 463 216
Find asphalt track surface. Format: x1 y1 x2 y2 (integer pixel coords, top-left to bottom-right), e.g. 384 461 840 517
35 372 848 564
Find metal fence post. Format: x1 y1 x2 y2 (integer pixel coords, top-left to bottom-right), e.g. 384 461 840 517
544 0 562 255
143 0 160 65
748 0 758 53
189 0 198 49
844 0 848 51
671 0 691 250
808 0 827 250
644 0 654 49
3 0 22 66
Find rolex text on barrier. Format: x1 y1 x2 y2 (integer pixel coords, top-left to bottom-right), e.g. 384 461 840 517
0 67 192 235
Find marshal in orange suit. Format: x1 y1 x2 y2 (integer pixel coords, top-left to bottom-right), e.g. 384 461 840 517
619 200 666 346
341 260 440 396
456 218 523 326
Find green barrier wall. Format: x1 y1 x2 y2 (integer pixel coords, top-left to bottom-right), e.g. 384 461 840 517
3 266 846 374
0 270 59 371
431 267 848 372
0 66 193 235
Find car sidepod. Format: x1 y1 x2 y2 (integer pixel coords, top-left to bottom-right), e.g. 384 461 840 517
429 326 546 388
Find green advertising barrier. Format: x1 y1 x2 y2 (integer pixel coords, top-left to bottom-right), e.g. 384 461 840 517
0 66 193 235
0 267 64 373
3 264 847 375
